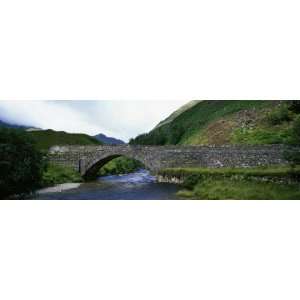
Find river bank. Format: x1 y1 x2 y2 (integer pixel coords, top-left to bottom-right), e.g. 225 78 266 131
37 183 82 194
157 166 300 200
37 164 300 200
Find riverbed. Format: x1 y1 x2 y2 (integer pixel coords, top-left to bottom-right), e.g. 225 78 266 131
36 169 181 200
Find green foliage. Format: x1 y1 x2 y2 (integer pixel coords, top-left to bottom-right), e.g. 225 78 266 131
159 166 300 180
266 103 292 125
42 164 82 187
130 100 273 145
182 174 202 189
289 115 300 145
130 128 167 145
231 127 290 144
27 129 102 150
169 124 185 144
98 157 144 176
0 128 45 199
284 149 300 168
178 179 300 200
161 166 300 199
289 100 300 113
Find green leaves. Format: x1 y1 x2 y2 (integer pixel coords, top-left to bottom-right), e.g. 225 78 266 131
98 157 144 176
0 128 45 199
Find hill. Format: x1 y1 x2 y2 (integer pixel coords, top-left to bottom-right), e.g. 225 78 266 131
130 100 300 146
154 100 200 129
0 119 29 129
27 129 102 150
94 133 125 145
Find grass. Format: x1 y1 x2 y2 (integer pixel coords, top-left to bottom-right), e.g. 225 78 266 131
158 166 300 200
231 127 291 144
177 179 300 200
28 129 102 150
42 164 83 187
158 166 300 179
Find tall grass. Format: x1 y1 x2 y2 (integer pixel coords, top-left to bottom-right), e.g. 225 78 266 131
177 179 300 200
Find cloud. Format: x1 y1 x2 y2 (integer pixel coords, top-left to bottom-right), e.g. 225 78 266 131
0 100 188 141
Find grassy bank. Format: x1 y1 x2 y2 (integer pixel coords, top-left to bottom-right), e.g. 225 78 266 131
42 164 83 187
177 179 300 200
158 166 300 200
158 166 300 179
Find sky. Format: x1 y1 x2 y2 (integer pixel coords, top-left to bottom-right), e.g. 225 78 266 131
0 100 189 142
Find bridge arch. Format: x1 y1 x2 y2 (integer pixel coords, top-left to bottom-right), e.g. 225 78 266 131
82 153 150 179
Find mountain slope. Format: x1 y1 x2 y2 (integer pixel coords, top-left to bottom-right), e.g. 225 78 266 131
130 100 299 145
154 100 200 129
94 133 125 145
27 129 102 150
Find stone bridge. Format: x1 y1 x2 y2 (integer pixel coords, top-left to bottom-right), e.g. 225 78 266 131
48 144 298 179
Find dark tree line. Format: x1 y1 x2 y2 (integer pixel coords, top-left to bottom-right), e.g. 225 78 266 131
129 124 185 145
289 100 300 114
0 128 46 199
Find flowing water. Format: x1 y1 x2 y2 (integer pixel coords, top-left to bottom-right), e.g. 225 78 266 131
36 169 181 200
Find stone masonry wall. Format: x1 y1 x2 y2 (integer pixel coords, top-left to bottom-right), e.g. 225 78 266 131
48 144 300 177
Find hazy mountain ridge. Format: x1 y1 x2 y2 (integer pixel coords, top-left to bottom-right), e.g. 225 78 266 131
94 133 125 145
0 119 30 129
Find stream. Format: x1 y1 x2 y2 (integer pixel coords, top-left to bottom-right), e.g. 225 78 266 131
36 169 181 200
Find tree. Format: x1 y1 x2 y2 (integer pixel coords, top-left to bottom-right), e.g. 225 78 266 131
287 115 300 145
289 101 300 114
0 128 45 199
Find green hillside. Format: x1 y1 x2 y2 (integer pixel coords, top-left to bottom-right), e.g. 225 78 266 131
154 100 200 129
130 100 300 146
27 129 102 150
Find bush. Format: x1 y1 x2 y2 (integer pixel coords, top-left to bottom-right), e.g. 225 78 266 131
290 116 300 145
266 104 291 125
0 128 45 199
182 174 202 190
42 164 82 186
289 101 300 114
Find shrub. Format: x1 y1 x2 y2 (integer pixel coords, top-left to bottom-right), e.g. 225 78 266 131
0 128 45 199
289 101 300 114
290 116 300 145
266 104 291 125
42 164 82 186
182 174 203 189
